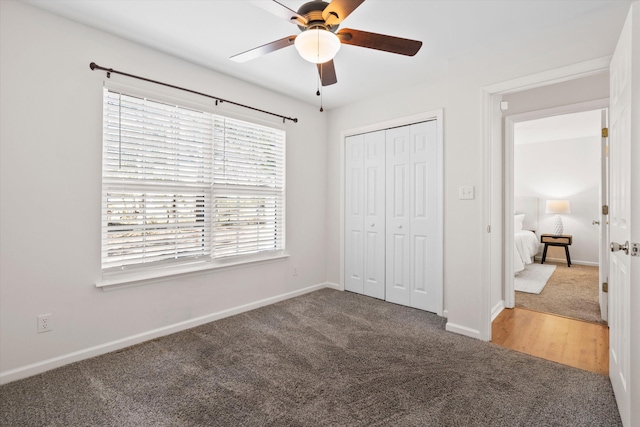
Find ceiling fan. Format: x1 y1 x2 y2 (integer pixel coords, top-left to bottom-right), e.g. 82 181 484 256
230 0 423 87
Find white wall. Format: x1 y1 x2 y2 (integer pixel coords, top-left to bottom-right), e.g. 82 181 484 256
0 1 328 382
514 136 601 264
502 73 610 115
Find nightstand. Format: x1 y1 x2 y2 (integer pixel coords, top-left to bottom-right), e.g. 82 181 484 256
540 234 572 267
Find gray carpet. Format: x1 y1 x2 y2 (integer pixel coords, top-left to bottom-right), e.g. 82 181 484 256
0 288 620 426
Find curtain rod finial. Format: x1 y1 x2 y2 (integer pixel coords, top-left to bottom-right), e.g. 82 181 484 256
90 62 97 70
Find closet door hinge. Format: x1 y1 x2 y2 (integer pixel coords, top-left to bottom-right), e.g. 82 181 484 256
602 282 608 293
602 127 608 138
487 225 491 233
602 205 609 215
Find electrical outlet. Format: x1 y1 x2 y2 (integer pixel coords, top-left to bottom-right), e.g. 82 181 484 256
37 314 52 333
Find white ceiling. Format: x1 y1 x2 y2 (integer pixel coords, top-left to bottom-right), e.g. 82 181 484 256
25 0 632 110
514 109 603 145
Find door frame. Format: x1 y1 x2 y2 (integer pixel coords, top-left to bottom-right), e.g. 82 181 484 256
339 109 444 316
503 99 609 309
481 57 611 341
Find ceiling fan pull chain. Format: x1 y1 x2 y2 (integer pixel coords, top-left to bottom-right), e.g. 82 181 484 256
317 65 324 112
317 62 322 97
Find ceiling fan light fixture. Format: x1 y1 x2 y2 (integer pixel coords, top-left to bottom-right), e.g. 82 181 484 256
294 29 341 64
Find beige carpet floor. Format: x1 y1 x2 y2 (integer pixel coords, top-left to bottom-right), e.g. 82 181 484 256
515 262 605 324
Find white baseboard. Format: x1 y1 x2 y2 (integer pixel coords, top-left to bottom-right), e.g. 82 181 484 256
323 282 341 290
445 322 482 340
0 282 336 385
491 300 505 322
533 256 598 267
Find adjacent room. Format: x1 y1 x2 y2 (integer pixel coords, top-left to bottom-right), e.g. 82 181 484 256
512 108 604 323
491 77 611 378
1 1 638 425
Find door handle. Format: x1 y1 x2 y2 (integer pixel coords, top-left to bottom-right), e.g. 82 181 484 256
610 241 629 255
592 220 600 225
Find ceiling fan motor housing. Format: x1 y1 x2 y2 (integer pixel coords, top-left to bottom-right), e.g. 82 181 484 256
297 1 339 32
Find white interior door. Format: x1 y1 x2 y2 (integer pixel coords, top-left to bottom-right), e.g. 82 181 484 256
385 125 412 306
409 121 440 312
345 132 386 299
599 109 609 322
608 6 636 425
363 131 386 299
346 116 443 314
345 134 364 294
386 121 441 312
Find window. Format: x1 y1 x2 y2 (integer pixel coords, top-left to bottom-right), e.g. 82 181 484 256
101 88 285 276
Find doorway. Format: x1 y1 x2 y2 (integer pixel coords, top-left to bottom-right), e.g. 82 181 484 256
507 107 607 325
485 64 609 374
494 104 610 375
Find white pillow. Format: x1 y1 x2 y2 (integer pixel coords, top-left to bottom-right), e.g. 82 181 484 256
514 214 525 232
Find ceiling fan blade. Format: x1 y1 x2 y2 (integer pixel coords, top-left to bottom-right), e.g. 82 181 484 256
322 0 365 26
337 28 422 56
252 1 308 26
317 60 337 86
230 36 296 63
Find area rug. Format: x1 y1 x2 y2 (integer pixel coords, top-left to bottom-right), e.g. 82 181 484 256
515 263 557 294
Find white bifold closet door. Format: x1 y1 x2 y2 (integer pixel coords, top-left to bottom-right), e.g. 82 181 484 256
345 120 441 312
385 121 439 312
344 130 386 299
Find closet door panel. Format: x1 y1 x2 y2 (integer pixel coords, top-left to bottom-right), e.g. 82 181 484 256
410 121 440 312
345 135 364 294
363 131 386 299
385 126 411 306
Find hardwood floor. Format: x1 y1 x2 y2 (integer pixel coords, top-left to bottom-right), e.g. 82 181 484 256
492 307 609 375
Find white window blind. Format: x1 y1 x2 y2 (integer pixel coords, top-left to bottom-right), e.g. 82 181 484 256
213 116 285 259
101 88 285 273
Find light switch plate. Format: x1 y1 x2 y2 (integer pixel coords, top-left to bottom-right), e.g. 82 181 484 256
459 186 474 200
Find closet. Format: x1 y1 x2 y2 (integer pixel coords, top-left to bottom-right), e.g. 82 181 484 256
345 120 442 314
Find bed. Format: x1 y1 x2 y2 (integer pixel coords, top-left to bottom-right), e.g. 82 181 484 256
514 197 543 274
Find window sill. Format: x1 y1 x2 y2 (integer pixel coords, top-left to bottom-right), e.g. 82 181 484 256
96 253 289 291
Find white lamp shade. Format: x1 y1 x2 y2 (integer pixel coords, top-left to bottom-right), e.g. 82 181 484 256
545 200 571 214
294 29 341 64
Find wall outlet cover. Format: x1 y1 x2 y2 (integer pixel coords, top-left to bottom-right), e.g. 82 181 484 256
37 314 52 333
459 186 475 200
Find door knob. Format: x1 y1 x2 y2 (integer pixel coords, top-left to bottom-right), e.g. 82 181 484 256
592 220 600 225
610 241 629 255
370 223 375 227
398 224 403 229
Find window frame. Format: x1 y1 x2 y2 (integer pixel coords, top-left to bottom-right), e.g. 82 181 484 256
97 81 287 288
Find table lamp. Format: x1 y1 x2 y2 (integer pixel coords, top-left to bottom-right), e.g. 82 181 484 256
545 200 571 236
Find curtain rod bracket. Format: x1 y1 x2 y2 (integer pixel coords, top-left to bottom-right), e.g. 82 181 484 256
89 62 298 123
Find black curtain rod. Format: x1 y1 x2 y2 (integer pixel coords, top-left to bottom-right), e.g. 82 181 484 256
89 62 298 124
